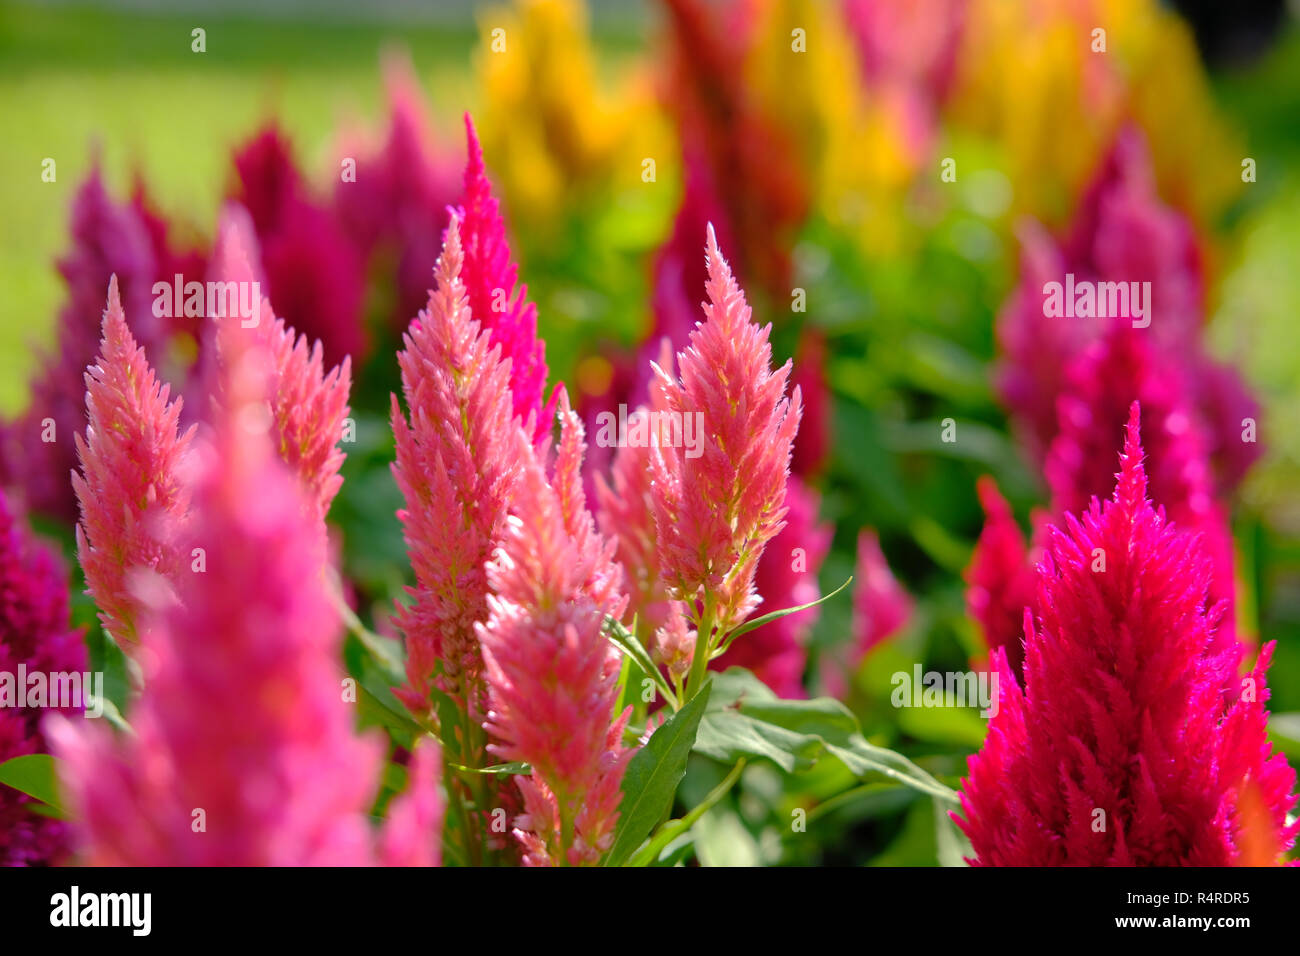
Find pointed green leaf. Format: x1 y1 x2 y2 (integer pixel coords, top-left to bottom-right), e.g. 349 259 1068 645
0 753 67 817
602 676 713 867
711 577 852 659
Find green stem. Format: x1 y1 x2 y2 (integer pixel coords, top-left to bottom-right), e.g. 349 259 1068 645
684 595 716 701
629 759 746 867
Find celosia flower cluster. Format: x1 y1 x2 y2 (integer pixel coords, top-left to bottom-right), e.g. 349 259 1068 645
957 407 1298 865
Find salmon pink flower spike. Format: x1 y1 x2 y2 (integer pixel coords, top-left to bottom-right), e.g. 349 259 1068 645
459 114 555 444
207 212 352 524
390 212 527 720
0 490 86 866
651 224 802 637
50 347 385 866
73 277 194 650
956 404 1298 866
477 434 631 866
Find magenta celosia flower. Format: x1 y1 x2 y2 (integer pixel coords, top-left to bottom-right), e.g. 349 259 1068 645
231 125 367 368
1 164 159 522
651 224 802 638
964 477 1037 679
789 331 831 478
458 115 555 444
334 52 460 335
956 404 1298 865
73 276 195 649
49 339 423 866
205 210 353 523
713 477 831 698
996 126 1259 492
389 212 528 720
0 490 86 866
477 412 632 866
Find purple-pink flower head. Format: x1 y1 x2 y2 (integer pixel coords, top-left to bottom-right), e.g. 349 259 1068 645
0 489 86 866
389 212 528 720
206 209 353 525
334 51 460 334
231 124 367 369
650 224 802 635
956 404 1298 866
73 276 195 650
477 434 632 866
49 338 410 865
2 164 158 523
458 114 555 444
713 476 831 698
996 126 1260 493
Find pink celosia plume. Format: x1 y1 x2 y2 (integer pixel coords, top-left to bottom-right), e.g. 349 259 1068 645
851 528 913 659
0 490 86 866
206 210 353 524
956 404 1298 865
50 336 430 866
477 415 632 866
650 224 802 636
389 212 528 721
458 114 555 443
73 276 195 649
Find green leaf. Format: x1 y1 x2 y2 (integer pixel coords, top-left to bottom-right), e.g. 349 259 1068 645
0 754 67 817
602 677 713 867
628 759 745 867
712 577 852 659
605 616 676 709
693 668 959 805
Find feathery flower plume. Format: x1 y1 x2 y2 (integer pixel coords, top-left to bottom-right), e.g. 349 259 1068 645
231 125 367 368
0 491 86 865
1 165 158 522
389 212 528 722
713 477 831 698
50 331 425 865
73 277 195 649
477 420 631 866
964 478 1036 679
650 224 802 658
206 210 352 523
956 405 1298 865
334 52 460 334
459 115 554 443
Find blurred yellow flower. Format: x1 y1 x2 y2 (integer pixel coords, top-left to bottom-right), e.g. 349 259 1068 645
475 0 669 235
949 0 1241 229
